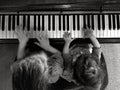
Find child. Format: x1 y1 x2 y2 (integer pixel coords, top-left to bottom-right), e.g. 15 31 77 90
11 26 63 90
61 27 107 90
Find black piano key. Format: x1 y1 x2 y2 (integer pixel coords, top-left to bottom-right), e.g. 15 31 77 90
17 14 19 26
59 15 61 31
91 15 94 30
0 15 1 29
108 14 111 30
38 15 40 31
8 15 12 31
12 15 15 30
2 15 5 31
116 14 120 29
83 15 86 28
102 15 105 30
0 15 1 28
27 15 30 31
48 15 51 31
97 15 100 30
73 15 75 30
112 14 116 30
42 15 44 31
66 15 69 31
77 15 80 30
34 15 36 31
52 15 55 31
87 15 90 28
23 15 26 30
63 15 65 31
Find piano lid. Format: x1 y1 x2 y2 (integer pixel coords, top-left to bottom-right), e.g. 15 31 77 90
0 0 120 11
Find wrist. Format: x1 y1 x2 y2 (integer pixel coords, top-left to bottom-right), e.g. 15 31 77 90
19 41 27 46
65 40 71 44
89 34 95 39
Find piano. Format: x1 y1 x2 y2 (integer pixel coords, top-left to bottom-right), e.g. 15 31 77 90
0 2 120 43
0 2 109 90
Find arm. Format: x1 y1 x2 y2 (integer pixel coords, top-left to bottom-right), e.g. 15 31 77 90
83 27 100 48
83 27 101 58
35 32 60 54
63 32 73 54
15 26 29 60
89 35 100 48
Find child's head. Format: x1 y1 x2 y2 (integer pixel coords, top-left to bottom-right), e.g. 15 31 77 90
74 54 104 87
11 53 49 90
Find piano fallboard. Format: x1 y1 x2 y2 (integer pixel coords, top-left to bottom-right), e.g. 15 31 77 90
0 38 120 44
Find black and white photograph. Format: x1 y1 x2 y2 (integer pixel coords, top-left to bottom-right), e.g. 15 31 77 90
0 0 120 90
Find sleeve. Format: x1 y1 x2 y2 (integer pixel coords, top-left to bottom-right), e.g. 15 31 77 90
50 52 64 68
48 52 64 83
62 53 73 70
92 47 102 59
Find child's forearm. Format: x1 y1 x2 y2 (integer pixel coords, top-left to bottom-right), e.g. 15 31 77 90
63 42 70 54
89 35 100 48
17 42 27 60
43 45 60 54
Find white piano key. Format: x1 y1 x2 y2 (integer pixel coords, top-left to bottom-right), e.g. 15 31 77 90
0 15 2 38
10 15 14 39
94 15 98 37
69 15 74 38
100 15 104 38
114 14 118 37
55 15 60 38
36 15 42 37
15 15 23 38
33 15 37 37
36 15 38 31
97 15 101 38
30 15 35 38
4 15 8 39
44 15 48 36
13 15 18 39
24 15 29 37
52 15 56 38
1 15 5 38
85 15 88 26
118 15 120 37
79 15 83 38
60 15 64 38
64 15 67 31
110 14 114 37
89 15 92 28
49 15 53 38
75 15 78 38
104 15 109 38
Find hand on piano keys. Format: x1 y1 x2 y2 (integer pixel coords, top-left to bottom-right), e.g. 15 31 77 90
82 26 94 39
63 32 74 43
14 26 29 44
35 31 50 50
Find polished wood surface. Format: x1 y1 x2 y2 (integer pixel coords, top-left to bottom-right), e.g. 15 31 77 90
0 0 120 11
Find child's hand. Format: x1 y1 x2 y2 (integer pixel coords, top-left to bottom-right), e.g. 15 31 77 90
82 26 94 38
63 32 73 43
35 32 50 49
14 25 29 44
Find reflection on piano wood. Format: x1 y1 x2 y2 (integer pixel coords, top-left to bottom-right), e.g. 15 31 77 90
0 11 120 43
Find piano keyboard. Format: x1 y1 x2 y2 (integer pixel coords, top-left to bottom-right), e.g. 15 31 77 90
0 13 120 39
